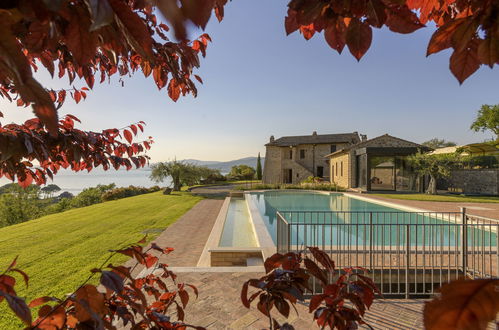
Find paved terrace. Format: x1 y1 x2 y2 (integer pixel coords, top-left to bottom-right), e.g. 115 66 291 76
358 194 499 219
132 189 499 329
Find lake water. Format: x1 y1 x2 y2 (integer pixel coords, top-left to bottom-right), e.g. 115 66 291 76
0 168 171 195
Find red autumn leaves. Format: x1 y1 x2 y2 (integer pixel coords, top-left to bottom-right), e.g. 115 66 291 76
1 239 202 329
0 0 220 136
286 0 424 61
0 115 153 187
286 0 498 84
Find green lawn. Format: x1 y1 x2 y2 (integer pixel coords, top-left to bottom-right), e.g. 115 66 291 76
0 191 202 328
371 193 499 203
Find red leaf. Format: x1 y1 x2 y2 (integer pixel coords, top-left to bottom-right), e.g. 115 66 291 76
74 91 82 104
366 0 387 28
424 279 499 330
123 129 133 144
304 258 328 286
450 40 480 84
130 124 137 135
285 10 299 35
0 292 32 325
427 19 465 56
100 270 124 294
108 0 154 59
194 74 203 84
35 305 66 329
300 23 315 40
29 296 59 308
324 19 347 54
309 294 325 312
64 7 98 65
478 36 499 68
308 247 335 272
144 255 158 268
75 284 106 322
346 19 372 61
385 4 425 34
241 281 250 308
178 289 189 308
10 269 29 288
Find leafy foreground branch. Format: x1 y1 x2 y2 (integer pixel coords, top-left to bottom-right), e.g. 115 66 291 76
1 243 498 329
0 237 201 329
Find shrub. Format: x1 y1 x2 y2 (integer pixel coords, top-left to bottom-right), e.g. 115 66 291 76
101 185 161 201
70 183 116 208
200 172 226 184
458 155 499 169
0 185 43 227
235 183 345 192
227 165 256 180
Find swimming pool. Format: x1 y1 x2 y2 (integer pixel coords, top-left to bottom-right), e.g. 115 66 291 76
219 198 257 247
249 191 497 247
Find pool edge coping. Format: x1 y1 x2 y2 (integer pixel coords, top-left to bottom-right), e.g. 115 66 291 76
197 197 231 267
245 193 277 260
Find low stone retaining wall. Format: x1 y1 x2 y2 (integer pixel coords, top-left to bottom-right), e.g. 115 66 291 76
209 247 263 266
439 169 499 195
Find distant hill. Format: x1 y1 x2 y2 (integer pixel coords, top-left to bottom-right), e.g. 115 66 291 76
181 157 264 174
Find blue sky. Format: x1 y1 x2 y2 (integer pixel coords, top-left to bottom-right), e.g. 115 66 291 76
2 0 498 162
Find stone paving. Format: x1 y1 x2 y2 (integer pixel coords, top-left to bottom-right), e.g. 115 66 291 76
359 194 499 219
149 198 224 267
176 271 426 329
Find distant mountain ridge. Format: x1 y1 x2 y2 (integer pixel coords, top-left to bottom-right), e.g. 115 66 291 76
181 157 264 173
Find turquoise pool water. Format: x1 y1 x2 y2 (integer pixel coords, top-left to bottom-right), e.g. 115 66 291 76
219 198 257 247
249 191 497 247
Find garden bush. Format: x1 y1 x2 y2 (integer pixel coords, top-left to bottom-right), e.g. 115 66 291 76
102 185 161 201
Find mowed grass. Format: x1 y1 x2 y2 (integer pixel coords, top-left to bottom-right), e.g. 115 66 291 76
371 193 499 203
0 191 202 328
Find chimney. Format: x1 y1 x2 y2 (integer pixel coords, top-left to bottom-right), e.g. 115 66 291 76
269 135 275 143
312 131 317 136
360 134 367 142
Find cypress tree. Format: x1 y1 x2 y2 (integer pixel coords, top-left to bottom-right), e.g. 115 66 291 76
256 152 262 180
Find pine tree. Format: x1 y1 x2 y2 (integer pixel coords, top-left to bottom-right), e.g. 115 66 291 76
256 153 263 180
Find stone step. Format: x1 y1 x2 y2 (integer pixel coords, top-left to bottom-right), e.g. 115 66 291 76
246 257 264 267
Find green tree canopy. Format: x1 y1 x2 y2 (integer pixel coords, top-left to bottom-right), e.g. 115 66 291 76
408 152 458 195
149 161 219 191
41 184 61 198
470 104 499 140
422 138 457 149
228 165 256 180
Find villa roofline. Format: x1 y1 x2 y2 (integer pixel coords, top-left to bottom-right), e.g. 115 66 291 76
324 134 431 158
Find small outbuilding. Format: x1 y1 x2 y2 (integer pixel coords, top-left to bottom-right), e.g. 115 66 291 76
326 134 430 192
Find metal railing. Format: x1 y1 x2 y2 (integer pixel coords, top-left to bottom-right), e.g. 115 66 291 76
276 209 499 297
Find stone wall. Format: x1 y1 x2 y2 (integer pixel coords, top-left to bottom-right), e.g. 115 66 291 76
263 142 351 184
282 159 313 183
440 169 499 195
329 153 350 188
210 250 263 266
262 146 282 184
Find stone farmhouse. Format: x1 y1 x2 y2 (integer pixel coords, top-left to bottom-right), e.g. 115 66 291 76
263 132 430 192
262 132 362 184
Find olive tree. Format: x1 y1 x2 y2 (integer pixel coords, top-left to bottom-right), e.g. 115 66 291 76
408 152 458 195
150 161 218 191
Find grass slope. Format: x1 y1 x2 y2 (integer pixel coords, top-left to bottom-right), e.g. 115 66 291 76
0 191 202 328
371 193 499 203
